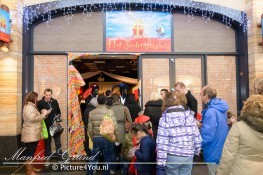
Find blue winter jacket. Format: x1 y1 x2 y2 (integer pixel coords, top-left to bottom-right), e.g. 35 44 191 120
135 135 156 173
201 98 229 164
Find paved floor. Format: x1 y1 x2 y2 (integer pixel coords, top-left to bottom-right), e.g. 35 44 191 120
0 163 209 175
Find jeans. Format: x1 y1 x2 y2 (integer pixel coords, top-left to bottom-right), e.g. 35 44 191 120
111 144 122 171
207 164 218 175
87 137 115 175
165 154 194 175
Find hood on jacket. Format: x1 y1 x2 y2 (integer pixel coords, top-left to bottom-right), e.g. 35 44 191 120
164 106 194 126
207 98 229 113
145 99 163 107
239 110 263 134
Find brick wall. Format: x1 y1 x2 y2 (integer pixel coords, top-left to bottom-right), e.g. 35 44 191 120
142 58 170 109
175 58 202 113
34 55 68 151
207 56 237 114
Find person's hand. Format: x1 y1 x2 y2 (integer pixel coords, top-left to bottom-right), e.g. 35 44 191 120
196 121 202 128
115 142 120 146
47 108 52 115
41 109 48 116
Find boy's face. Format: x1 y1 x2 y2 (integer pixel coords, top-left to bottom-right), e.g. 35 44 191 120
228 117 236 124
135 131 144 141
160 91 166 99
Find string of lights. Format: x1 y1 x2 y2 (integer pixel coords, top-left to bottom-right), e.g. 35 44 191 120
17 0 248 32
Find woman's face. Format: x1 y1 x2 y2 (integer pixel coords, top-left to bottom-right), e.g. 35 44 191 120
34 96 38 104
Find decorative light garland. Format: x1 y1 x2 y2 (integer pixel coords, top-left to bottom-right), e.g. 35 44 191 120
17 0 248 32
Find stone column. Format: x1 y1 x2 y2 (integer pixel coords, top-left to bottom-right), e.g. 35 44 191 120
246 0 263 94
0 0 23 163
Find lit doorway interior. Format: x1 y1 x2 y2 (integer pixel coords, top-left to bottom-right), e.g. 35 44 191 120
72 54 139 100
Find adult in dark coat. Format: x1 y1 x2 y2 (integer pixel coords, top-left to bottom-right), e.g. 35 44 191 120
120 83 129 105
84 84 99 106
37 88 62 158
144 91 163 140
125 93 141 121
175 82 198 118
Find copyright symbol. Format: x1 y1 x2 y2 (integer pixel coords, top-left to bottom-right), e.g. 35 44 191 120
52 164 58 170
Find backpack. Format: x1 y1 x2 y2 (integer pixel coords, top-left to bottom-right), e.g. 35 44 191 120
100 110 116 143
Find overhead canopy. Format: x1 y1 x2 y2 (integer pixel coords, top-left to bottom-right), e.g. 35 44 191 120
81 71 138 85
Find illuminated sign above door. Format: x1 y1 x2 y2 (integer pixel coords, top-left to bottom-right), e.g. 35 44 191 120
106 11 171 52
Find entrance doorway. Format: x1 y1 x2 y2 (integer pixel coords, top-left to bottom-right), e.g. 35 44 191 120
71 54 139 101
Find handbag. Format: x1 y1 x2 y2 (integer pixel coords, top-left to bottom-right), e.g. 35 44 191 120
42 120 49 139
54 114 62 122
49 122 64 137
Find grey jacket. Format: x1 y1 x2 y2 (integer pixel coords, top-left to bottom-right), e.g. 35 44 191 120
110 102 132 143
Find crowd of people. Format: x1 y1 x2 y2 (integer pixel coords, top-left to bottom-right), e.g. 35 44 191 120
20 77 263 175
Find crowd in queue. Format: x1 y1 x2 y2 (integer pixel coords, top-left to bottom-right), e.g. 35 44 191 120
20 78 263 175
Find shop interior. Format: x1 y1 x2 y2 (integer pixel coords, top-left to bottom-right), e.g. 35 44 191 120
72 54 139 96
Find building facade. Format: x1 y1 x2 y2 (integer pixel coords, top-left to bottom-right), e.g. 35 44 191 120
0 0 262 162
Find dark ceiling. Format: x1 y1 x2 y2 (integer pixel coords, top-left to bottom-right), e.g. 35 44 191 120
73 54 139 79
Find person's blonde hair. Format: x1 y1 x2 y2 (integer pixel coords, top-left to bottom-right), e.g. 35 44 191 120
241 95 263 114
254 77 263 95
175 82 186 88
149 91 162 101
162 91 187 111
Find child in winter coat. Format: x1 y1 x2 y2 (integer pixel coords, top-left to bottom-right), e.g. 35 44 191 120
227 111 237 130
131 123 156 175
121 123 134 175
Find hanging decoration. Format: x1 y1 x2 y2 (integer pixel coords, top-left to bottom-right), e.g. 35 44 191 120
68 65 86 156
17 0 247 32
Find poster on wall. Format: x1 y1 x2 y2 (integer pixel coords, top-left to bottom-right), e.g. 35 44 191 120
0 8 10 42
261 14 263 50
106 11 171 52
